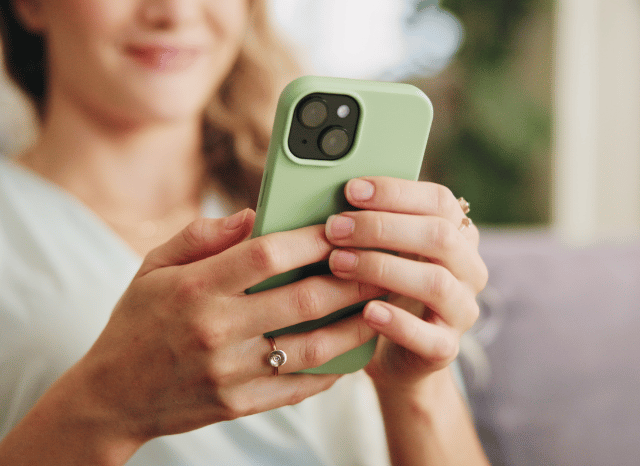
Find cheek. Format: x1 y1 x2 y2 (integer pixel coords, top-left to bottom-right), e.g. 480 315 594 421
44 0 129 45
208 0 250 46
43 0 130 80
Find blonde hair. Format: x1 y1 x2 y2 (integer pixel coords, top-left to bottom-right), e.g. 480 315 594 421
0 0 300 208
203 1 300 207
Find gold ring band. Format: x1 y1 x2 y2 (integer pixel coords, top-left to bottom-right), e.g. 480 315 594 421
457 197 470 215
459 217 473 232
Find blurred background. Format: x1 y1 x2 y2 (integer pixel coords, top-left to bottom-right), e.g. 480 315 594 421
272 0 554 226
269 0 640 245
3 0 639 243
2 0 639 464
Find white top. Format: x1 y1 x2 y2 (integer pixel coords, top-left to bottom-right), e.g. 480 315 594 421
0 158 390 466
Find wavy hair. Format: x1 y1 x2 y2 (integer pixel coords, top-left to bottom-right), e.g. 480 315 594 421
0 1 299 207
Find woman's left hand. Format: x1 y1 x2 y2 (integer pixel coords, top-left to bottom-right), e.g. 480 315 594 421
325 176 488 388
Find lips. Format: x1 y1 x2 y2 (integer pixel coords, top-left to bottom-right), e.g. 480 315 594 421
126 44 202 72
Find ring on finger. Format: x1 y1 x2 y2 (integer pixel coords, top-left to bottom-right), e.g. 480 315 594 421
457 197 470 215
459 217 473 232
266 336 287 376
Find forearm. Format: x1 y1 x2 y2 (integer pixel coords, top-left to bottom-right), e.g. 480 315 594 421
375 366 490 466
0 364 142 466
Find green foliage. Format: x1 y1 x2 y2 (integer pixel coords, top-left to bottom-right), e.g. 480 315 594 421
423 0 552 224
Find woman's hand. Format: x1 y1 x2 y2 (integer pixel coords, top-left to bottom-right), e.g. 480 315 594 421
84 208 384 437
2 208 385 465
325 177 488 388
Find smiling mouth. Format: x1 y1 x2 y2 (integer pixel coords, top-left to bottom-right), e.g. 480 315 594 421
126 45 202 72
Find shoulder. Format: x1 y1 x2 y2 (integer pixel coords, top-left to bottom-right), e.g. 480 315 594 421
0 157 51 267
0 158 90 316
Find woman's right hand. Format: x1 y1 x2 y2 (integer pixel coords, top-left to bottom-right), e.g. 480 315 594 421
0 208 381 466
61 208 380 451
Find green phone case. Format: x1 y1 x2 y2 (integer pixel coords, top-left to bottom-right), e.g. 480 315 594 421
248 76 433 374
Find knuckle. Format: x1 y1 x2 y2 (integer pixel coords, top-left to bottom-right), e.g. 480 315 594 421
140 247 161 270
468 222 481 245
429 219 457 252
205 355 235 387
363 211 386 244
313 229 332 256
286 377 335 406
432 333 459 364
372 253 390 284
300 335 329 369
462 298 481 332
433 184 456 216
174 274 207 304
218 392 253 421
249 237 280 273
187 318 230 352
287 384 312 407
204 361 225 385
182 218 208 249
389 180 405 206
423 267 453 303
477 262 490 293
291 285 322 321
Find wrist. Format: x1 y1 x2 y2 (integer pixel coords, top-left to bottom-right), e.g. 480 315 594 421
373 367 489 466
58 359 147 465
0 361 144 466
373 366 466 424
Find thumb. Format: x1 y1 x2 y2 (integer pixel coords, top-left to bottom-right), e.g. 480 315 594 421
136 208 255 277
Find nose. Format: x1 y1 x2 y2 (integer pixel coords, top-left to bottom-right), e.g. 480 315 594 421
138 0 198 30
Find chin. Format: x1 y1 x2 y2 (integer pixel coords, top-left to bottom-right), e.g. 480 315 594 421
145 99 206 123
136 76 218 122
116 85 213 125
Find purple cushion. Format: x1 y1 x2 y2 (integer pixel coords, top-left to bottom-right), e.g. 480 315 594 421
466 229 640 466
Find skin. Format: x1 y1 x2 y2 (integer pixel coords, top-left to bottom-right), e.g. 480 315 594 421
0 1 490 465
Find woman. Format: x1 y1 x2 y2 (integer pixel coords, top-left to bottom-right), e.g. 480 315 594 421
0 1 489 465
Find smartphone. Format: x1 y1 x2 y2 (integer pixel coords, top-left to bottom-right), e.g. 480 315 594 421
248 76 433 374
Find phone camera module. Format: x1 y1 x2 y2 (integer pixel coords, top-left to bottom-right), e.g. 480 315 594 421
320 127 349 157
299 99 328 128
289 93 359 161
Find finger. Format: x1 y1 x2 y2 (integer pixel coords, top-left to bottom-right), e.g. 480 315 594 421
325 211 486 287
137 209 255 278
345 177 479 244
211 373 342 422
344 177 463 219
197 224 334 294
205 314 377 381
362 300 460 369
329 248 480 331
236 275 385 337
262 314 377 375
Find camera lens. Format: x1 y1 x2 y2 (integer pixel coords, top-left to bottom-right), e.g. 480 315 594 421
299 99 328 128
320 127 349 157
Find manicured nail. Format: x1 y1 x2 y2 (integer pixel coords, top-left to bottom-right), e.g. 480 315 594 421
326 215 354 240
224 209 247 230
330 249 358 272
348 179 374 201
365 302 392 325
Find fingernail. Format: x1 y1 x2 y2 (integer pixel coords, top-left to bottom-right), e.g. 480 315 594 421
365 302 392 325
348 179 374 202
330 249 358 272
326 215 354 240
224 209 247 230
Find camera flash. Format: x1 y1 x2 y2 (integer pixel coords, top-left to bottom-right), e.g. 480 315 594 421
337 104 350 118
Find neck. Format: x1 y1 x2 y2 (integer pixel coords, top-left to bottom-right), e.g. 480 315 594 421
21 88 207 221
